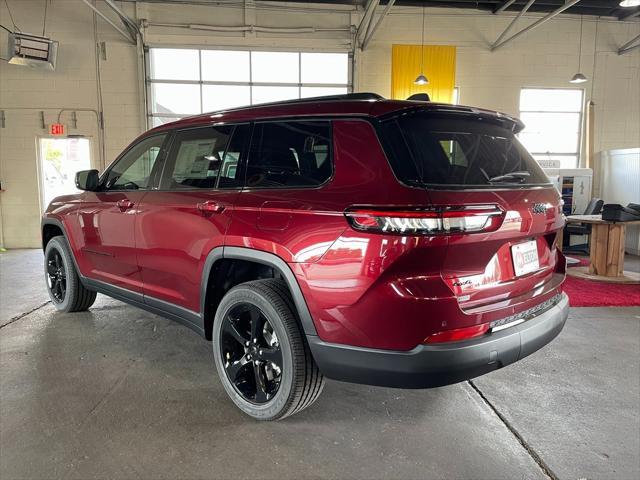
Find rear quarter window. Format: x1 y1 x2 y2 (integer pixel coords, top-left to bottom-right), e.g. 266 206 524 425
379 113 550 188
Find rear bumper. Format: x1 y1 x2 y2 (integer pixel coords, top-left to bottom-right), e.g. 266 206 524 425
307 292 569 388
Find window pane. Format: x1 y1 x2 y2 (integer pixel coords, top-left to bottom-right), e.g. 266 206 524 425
162 126 233 189
105 135 166 190
519 132 579 154
247 121 332 188
300 53 348 84
151 83 201 115
201 50 250 82
202 85 250 111
300 87 348 98
251 51 299 83
519 112 580 154
252 86 299 105
520 88 583 112
150 49 199 81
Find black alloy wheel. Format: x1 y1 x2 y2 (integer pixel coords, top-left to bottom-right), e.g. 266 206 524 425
46 248 67 303
220 303 284 404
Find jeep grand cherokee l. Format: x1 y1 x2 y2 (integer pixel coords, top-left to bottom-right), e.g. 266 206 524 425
42 93 569 420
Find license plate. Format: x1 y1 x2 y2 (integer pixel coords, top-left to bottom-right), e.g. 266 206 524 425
511 240 540 277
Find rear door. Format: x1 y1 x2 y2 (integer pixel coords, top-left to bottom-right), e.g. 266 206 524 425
75 133 168 292
379 112 564 311
136 124 250 313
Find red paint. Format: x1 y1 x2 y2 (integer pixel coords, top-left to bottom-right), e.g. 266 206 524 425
43 98 566 351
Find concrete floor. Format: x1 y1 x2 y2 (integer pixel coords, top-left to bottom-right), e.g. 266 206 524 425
1 250 639 480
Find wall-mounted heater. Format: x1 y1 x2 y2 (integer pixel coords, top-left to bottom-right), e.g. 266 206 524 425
7 32 58 70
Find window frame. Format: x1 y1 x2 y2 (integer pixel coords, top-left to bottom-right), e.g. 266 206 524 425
518 87 584 169
155 123 252 192
243 119 335 191
99 133 170 192
145 46 353 127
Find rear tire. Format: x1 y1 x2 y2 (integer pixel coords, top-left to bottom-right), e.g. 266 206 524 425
212 279 324 420
44 236 97 312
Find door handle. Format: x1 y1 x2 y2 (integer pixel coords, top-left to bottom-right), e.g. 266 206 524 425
116 199 135 211
197 200 225 214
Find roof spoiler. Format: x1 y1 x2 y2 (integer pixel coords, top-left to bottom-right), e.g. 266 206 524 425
407 93 430 102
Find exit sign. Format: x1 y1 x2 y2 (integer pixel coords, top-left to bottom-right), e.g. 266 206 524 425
48 123 66 136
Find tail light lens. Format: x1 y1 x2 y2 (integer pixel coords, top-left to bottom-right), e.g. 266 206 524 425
424 323 490 344
344 205 504 235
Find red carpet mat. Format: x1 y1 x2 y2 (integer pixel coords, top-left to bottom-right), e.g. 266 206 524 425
563 277 640 307
564 255 640 307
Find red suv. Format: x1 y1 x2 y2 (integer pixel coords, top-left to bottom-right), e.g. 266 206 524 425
42 93 569 420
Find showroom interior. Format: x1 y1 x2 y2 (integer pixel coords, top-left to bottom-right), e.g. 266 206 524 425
0 0 639 478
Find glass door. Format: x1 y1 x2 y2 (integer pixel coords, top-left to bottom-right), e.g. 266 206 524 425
38 137 92 211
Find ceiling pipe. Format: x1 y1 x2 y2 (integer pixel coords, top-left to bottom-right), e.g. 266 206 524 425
492 0 582 51
104 0 140 38
491 0 536 50
147 23 351 34
618 32 640 54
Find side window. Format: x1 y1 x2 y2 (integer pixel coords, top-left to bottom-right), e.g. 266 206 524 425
218 124 250 189
161 126 233 189
246 121 332 188
104 134 166 190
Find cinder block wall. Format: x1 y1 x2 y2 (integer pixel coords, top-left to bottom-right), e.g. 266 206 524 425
0 1 638 248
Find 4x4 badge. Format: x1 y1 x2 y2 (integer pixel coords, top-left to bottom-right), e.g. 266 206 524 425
531 203 548 214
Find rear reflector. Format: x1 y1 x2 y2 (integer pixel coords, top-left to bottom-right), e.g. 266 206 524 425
424 323 490 344
345 205 504 235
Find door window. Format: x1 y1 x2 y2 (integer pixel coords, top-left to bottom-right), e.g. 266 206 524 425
246 121 332 188
104 134 167 190
161 126 233 189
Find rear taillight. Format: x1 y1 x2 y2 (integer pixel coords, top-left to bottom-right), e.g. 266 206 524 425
423 324 490 344
344 205 504 235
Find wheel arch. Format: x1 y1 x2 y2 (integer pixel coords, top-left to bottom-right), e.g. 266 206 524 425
42 217 67 250
201 247 317 341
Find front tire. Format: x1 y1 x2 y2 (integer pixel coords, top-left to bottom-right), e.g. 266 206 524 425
44 236 97 312
212 279 324 421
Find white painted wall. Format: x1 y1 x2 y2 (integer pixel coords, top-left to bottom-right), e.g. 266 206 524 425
0 1 638 248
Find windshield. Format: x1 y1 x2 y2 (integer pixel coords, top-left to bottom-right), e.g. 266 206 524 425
379 113 551 187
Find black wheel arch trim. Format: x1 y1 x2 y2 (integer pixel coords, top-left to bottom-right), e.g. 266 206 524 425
201 246 318 336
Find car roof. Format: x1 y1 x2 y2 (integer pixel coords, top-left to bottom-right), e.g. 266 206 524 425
148 93 523 133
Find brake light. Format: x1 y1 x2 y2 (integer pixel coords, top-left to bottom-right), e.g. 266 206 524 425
344 205 504 235
424 323 490 344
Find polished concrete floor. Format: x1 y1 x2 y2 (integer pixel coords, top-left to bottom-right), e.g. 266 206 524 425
1 249 639 480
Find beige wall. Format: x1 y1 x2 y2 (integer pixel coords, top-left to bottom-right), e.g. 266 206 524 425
0 1 638 248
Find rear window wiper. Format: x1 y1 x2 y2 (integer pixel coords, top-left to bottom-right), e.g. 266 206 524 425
488 171 530 184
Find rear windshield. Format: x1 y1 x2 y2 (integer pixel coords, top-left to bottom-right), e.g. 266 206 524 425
379 113 550 188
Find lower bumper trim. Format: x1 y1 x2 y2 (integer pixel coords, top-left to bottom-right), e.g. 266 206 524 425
307 292 569 389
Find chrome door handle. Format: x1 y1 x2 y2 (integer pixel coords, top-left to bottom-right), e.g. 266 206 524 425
197 201 225 214
116 199 135 211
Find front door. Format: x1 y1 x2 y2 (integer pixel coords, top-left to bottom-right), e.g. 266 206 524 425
75 133 168 292
136 124 250 313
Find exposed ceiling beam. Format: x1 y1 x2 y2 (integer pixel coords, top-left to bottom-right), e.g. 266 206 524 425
104 0 140 39
362 0 397 50
619 10 640 21
356 0 380 45
81 0 136 44
618 32 640 54
492 0 582 51
494 0 518 14
492 0 536 49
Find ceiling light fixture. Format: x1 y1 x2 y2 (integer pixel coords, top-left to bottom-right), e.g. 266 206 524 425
414 7 429 85
570 16 588 84
619 0 640 7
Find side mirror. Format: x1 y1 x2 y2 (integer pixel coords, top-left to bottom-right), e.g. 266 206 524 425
75 169 100 191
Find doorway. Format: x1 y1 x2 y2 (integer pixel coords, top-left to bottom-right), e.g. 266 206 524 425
38 137 92 211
